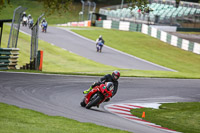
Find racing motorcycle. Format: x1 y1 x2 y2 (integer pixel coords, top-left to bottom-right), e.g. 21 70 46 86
28 18 34 29
22 16 28 27
96 41 104 53
80 82 114 109
42 21 48 33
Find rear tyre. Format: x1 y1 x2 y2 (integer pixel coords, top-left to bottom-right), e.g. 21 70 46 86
80 98 86 107
86 95 101 109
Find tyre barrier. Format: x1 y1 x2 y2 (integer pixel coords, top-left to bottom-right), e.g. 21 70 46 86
0 48 19 70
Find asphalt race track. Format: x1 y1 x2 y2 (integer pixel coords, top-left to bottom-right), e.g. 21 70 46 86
19 25 175 71
0 72 200 133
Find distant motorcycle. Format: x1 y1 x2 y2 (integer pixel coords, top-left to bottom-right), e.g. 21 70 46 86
80 82 113 109
28 19 34 29
22 16 28 27
96 40 104 53
42 22 48 33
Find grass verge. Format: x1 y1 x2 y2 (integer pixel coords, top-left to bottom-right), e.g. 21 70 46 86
0 103 130 133
70 27 200 78
1 25 200 78
1 24 119 74
130 102 200 133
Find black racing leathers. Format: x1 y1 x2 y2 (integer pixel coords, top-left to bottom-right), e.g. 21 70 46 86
91 74 118 97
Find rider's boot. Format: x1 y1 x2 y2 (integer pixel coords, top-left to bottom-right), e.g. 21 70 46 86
83 86 92 94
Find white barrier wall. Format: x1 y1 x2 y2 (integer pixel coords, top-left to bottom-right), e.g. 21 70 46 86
141 24 200 55
160 31 167 43
141 24 148 34
151 27 157 38
182 39 189 51
171 35 178 47
103 20 112 29
193 43 200 54
119 21 130 31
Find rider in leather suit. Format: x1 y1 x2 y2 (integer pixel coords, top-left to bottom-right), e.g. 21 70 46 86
83 70 120 100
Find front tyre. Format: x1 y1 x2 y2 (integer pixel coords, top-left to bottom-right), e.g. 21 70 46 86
80 98 86 107
86 95 101 109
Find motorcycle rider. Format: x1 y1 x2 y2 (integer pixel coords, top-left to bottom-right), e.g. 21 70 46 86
96 35 105 52
41 18 46 23
41 18 48 32
27 14 34 28
27 14 32 21
21 12 27 20
83 70 120 101
22 12 28 27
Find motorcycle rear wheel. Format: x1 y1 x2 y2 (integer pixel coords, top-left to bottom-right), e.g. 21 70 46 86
86 95 101 109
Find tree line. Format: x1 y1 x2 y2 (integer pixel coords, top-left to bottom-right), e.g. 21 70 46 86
1 0 200 14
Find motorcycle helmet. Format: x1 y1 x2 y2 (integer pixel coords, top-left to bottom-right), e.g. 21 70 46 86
99 35 102 39
112 70 120 81
106 82 114 91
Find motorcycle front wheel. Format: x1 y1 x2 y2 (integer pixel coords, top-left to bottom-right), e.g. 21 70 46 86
86 95 101 109
80 98 86 107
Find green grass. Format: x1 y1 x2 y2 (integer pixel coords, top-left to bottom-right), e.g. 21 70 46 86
69 27 200 78
130 102 200 133
1 24 118 74
2 25 200 78
1 25 200 78
0 103 130 133
0 0 82 24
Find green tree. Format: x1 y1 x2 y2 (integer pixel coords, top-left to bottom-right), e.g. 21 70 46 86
0 0 73 15
126 0 148 12
37 0 73 15
0 0 10 11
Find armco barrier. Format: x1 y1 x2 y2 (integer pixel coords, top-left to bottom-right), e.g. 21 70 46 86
142 24 200 55
0 48 19 70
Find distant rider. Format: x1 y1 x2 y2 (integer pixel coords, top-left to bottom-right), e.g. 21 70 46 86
22 12 27 19
83 70 120 101
41 18 48 32
27 14 34 28
41 18 48 27
96 35 105 52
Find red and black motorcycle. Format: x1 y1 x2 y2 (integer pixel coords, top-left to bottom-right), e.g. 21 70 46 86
80 82 114 109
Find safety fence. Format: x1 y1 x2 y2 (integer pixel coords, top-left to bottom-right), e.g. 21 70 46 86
7 6 27 48
0 48 19 70
30 14 44 70
142 24 200 54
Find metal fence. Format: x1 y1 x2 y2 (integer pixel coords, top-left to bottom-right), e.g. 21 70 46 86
7 6 27 48
30 13 44 70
